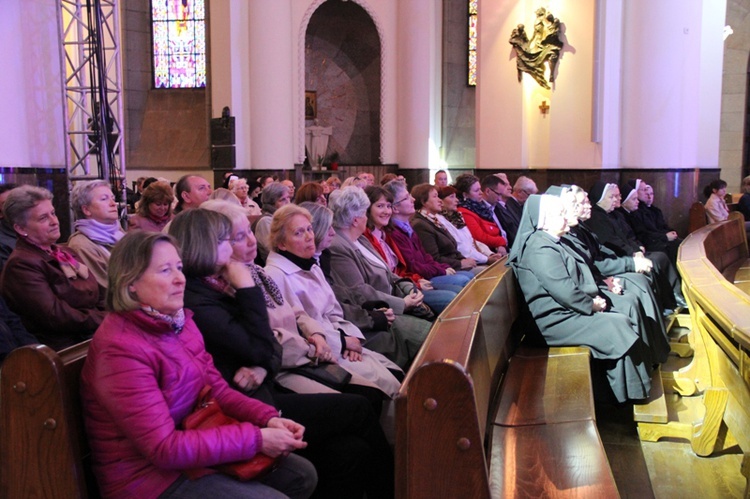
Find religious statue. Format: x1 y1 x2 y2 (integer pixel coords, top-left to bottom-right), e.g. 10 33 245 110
508 7 564 89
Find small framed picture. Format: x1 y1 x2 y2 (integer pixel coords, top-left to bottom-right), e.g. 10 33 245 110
305 91 317 120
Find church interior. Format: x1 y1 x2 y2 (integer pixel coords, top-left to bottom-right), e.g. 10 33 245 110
1 0 750 497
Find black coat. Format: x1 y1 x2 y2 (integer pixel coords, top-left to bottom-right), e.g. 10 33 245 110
184 278 281 383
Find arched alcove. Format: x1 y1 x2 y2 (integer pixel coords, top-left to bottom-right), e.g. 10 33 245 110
305 1 381 165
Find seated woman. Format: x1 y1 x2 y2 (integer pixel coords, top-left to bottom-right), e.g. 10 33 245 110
453 173 508 254
302 198 431 370
354 186 457 320
382 181 474 287
508 194 652 403
253 182 292 265
264 204 402 400
436 186 504 265
229 177 261 216
81 230 317 499
409 183 480 272
68 180 125 288
1 185 105 350
704 179 729 224
584 181 684 310
173 204 395 499
294 182 327 207
128 181 174 232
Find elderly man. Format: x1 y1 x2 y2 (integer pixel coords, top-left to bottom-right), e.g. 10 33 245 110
173 175 212 214
434 170 448 187
627 180 682 265
507 176 538 222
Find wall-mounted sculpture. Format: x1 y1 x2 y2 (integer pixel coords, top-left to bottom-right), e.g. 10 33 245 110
508 8 563 89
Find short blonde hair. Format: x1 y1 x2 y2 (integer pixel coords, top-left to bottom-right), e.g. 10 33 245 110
269 204 312 251
107 231 179 312
202 199 248 229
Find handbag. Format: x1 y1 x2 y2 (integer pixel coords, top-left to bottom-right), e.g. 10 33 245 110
289 362 353 391
181 385 279 481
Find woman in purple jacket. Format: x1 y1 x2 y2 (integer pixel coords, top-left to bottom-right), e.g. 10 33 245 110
81 231 316 499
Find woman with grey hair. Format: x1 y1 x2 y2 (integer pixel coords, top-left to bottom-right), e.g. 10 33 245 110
253 182 292 265
68 179 125 287
327 187 431 369
1 185 105 350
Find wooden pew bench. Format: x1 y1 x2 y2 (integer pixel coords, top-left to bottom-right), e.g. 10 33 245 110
0 341 96 498
396 260 618 498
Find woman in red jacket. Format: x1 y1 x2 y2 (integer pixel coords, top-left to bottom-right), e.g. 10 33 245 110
453 173 508 254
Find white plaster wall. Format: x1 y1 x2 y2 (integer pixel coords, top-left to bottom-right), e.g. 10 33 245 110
476 0 525 169
621 0 724 169
396 0 442 169
477 0 599 170
0 0 65 168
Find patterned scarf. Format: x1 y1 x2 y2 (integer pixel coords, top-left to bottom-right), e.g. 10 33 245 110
247 263 284 309
458 197 495 223
140 306 186 333
419 209 445 230
30 241 90 280
202 275 235 297
442 210 467 229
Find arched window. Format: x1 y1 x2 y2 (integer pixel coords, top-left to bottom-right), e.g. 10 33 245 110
151 0 206 88
468 0 477 86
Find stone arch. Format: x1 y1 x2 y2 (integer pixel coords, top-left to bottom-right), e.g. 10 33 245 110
299 0 384 164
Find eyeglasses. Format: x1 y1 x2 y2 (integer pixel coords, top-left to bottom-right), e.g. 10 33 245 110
393 196 410 206
231 232 249 245
489 188 503 197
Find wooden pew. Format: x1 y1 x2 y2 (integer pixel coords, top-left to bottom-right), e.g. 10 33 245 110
641 217 750 494
395 260 618 498
0 341 96 499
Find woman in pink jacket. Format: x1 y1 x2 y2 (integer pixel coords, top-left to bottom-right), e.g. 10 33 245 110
81 231 316 499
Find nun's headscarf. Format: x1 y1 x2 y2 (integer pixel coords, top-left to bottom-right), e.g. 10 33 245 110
546 185 577 225
620 182 637 205
508 194 563 267
589 181 617 212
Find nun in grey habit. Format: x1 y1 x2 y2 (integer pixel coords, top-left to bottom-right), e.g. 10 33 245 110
507 194 652 403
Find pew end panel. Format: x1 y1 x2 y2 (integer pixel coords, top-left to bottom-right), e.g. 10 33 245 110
0 342 92 499
396 360 492 499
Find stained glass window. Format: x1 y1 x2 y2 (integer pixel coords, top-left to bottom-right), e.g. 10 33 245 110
151 0 206 89
468 0 477 86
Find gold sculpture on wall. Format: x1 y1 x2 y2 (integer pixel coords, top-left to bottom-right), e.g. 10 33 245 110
508 7 564 89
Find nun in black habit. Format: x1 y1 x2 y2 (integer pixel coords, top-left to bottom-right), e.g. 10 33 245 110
508 194 652 403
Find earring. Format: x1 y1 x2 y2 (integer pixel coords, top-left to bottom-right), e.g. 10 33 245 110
23 233 28 237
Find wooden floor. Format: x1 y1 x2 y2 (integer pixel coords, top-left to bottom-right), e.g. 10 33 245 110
596 388 746 498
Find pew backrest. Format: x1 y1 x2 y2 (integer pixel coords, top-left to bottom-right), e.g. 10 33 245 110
0 341 92 499
395 261 519 499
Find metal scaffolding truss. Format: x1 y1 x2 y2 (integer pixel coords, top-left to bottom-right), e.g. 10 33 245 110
58 0 125 187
